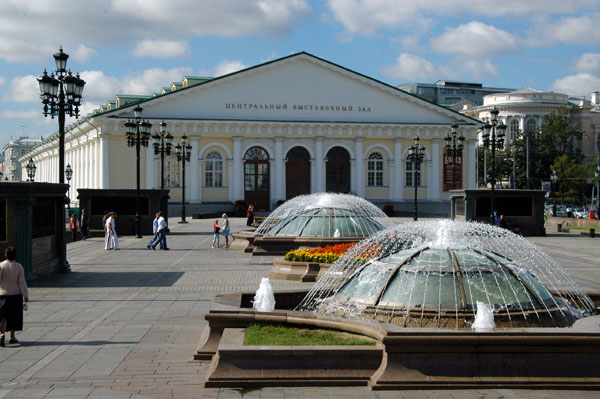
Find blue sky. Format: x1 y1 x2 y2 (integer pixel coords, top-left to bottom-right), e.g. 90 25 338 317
1 0 600 147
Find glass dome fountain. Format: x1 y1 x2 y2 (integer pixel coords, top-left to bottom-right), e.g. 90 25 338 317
255 193 394 238
298 220 595 328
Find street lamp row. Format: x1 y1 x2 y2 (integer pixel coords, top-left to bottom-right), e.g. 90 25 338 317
444 123 465 190
175 136 192 224
407 136 426 221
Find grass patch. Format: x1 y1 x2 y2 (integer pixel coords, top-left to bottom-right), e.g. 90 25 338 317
243 323 375 346
564 226 595 231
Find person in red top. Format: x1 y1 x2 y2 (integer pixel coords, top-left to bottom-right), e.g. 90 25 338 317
69 214 79 242
246 204 255 227
212 219 220 248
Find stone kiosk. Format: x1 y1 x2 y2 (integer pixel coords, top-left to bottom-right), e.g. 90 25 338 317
449 189 546 236
0 182 69 281
77 189 169 235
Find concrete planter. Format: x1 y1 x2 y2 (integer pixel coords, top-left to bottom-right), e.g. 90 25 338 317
268 259 332 282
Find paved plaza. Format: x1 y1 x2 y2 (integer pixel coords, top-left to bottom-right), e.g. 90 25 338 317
0 217 599 399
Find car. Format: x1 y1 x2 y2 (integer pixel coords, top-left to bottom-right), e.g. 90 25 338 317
573 208 587 219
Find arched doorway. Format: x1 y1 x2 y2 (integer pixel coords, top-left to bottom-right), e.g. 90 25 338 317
285 146 311 199
244 146 270 210
326 146 350 193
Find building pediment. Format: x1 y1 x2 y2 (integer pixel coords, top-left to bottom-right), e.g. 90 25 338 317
101 52 476 126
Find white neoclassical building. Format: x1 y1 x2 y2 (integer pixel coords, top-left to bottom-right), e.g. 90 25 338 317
465 87 600 156
23 52 481 213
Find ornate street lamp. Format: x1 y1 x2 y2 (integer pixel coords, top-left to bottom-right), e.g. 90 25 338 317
407 136 426 221
445 123 465 190
153 121 174 189
25 158 37 182
175 135 192 224
551 169 558 217
594 164 599 218
481 107 507 225
125 105 152 238
37 47 85 273
37 47 85 184
65 163 73 215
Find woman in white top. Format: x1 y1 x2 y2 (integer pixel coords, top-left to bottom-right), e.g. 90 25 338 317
221 213 231 248
0 246 29 346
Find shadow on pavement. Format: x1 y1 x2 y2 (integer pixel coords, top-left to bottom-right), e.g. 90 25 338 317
31 271 185 288
21 340 138 347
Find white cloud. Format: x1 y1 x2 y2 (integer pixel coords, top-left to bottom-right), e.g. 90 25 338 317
6 75 39 103
381 53 437 81
535 14 600 45
0 76 5 86
391 35 423 52
430 21 521 57
213 61 247 77
122 67 193 94
71 44 97 62
0 0 312 63
0 109 40 119
79 71 122 103
326 0 599 36
459 59 499 79
574 53 600 74
132 40 189 58
551 73 600 97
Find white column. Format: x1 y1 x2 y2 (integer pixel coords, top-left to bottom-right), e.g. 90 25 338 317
467 139 477 189
431 138 441 200
100 136 109 188
93 140 98 188
315 137 324 192
232 137 243 200
228 160 234 202
189 137 199 202
274 137 284 202
354 137 364 197
393 138 403 200
145 145 155 189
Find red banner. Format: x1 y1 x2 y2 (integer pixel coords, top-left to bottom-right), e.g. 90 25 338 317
443 148 462 192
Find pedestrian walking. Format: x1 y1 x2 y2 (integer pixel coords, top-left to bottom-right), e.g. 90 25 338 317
221 213 230 248
103 211 111 250
105 212 119 250
212 219 220 248
152 211 169 250
147 213 163 250
0 246 29 347
69 214 79 242
80 209 89 240
246 204 255 227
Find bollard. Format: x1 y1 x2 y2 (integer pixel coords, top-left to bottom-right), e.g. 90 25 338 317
591 228 595 238
557 223 562 232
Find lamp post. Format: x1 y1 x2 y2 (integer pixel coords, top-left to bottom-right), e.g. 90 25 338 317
595 164 599 218
551 169 558 217
152 121 173 189
481 108 507 225
445 123 465 190
175 135 192 224
65 164 73 216
511 146 517 189
25 158 37 182
407 136 426 221
37 48 85 274
125 106 152 238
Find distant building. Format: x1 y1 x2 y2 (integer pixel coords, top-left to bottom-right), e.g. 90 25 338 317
463 87 600 157
398 81 515 107
2 136 41 181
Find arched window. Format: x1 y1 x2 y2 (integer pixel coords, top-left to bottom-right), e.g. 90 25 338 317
525 118 536 133
367 152 384 186
405 159 422 187
510 119 519 140
205 151 223 187
165 158 179 188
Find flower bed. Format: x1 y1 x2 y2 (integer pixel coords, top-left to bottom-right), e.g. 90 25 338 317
284 242 356 264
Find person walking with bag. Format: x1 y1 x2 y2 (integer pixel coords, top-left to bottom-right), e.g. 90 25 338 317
221 213 230 249
147 213 163 250
0 246 29 346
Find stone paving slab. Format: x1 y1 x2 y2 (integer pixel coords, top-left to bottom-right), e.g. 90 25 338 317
0 217 598 398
